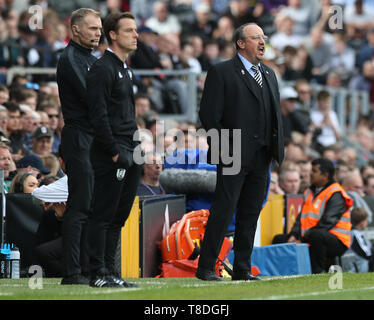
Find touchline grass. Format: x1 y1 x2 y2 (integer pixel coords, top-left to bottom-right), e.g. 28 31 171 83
0 273 374 300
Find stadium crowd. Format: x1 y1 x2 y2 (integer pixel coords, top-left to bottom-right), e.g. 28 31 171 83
0 0 374 274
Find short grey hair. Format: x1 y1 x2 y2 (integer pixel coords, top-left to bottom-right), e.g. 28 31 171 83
233 23 259 50
70 8 100 29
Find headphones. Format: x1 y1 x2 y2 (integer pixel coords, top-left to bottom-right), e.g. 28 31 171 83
15 172 33 193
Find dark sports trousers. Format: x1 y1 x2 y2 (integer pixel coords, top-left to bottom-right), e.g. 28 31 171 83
87 144 141 276
60 127 93 277
273 229 347 273
199 147 270 273
33 237 62 277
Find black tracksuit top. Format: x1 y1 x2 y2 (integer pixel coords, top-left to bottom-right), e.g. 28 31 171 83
85 50 138 157
56 40 97 134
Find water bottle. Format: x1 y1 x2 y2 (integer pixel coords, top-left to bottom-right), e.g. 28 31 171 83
0 252 7 278
0 244 10 278
9 247 20 279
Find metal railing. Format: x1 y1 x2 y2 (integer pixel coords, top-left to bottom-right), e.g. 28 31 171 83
6 67 199 123
309 83 370 135
6 67 370 131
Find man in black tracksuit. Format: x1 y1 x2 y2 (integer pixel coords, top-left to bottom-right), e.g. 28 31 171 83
56 8 102 285
85 12 141 288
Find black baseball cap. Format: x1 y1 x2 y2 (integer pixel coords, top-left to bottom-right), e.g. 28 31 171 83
17 154 51 175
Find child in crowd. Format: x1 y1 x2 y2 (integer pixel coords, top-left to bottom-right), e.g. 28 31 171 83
344 207 374 273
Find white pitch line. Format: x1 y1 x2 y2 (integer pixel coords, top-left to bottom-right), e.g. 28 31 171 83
252 286 374 300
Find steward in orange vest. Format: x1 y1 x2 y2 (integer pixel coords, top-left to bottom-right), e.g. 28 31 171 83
288 158 353 273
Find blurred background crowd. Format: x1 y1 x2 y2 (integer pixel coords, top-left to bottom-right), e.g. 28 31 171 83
0 0 373 224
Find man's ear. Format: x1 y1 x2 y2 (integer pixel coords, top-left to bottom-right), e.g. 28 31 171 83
109 30 117 42
237 39 245 50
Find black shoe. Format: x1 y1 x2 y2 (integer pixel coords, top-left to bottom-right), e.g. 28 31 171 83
232 272 261 281
196 267 222 281
89 275 122 288
61 274 90 285
106 274 138 288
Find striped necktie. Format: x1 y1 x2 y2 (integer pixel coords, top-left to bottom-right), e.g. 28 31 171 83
251 65 262 87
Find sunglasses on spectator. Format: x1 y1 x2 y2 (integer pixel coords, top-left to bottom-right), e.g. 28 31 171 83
48 114 59 119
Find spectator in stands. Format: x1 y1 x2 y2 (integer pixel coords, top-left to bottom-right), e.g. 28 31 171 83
39 101 61 153
297 159 312 186
304 27 334 83
31 125 53 157
284 141 306 163
16 153 51 180
339 146 358 168
269 16 304 52
363 175 374 214
212 15 235 44
321 144 340 163
0 142 14 192
294 79 313 112
4 102 27 160
137 152 165 196
279 168 301 194
223 0 257 29
269 170 284 195
182 3 217 40
9 171 39 193
348 60 374 102
19 104 36 151
330 34 356 83
145 1 182 35
40 153 63 178
342 170 374 225
0 105 8 135
261 0 288 15
278 0 314 35
280 86 309 141
310 90 342 152
11 87 38 111
199 39 221 71
361 163 374 180
357 27 374 70
344 0 374 36
273 158 353 273
37 110 50 128
0 85 9 105
135 93 152 118
180 41 202 73
343 207 374 273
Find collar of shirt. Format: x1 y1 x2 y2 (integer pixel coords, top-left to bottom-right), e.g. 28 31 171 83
237 53 262 80
106 48 128 68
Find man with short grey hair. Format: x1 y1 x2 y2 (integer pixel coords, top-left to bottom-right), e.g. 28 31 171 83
56 8 102 285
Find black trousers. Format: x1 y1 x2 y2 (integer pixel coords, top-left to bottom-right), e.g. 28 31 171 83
198 147 270 273
273 229 348 273
305 229 347 273
60 127 93 277
33 237 62 277
87 143 141 277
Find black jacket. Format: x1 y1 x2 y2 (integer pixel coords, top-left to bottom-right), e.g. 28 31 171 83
56 40 97 134
290 181 348 240
86 50 138 157
199 55 284 167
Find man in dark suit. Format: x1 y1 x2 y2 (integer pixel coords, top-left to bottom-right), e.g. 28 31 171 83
196 23 284 281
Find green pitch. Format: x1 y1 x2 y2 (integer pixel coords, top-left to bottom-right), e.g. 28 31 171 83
0 273 374 300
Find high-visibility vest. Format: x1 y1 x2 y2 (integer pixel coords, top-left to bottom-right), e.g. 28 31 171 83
300 182 353 248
